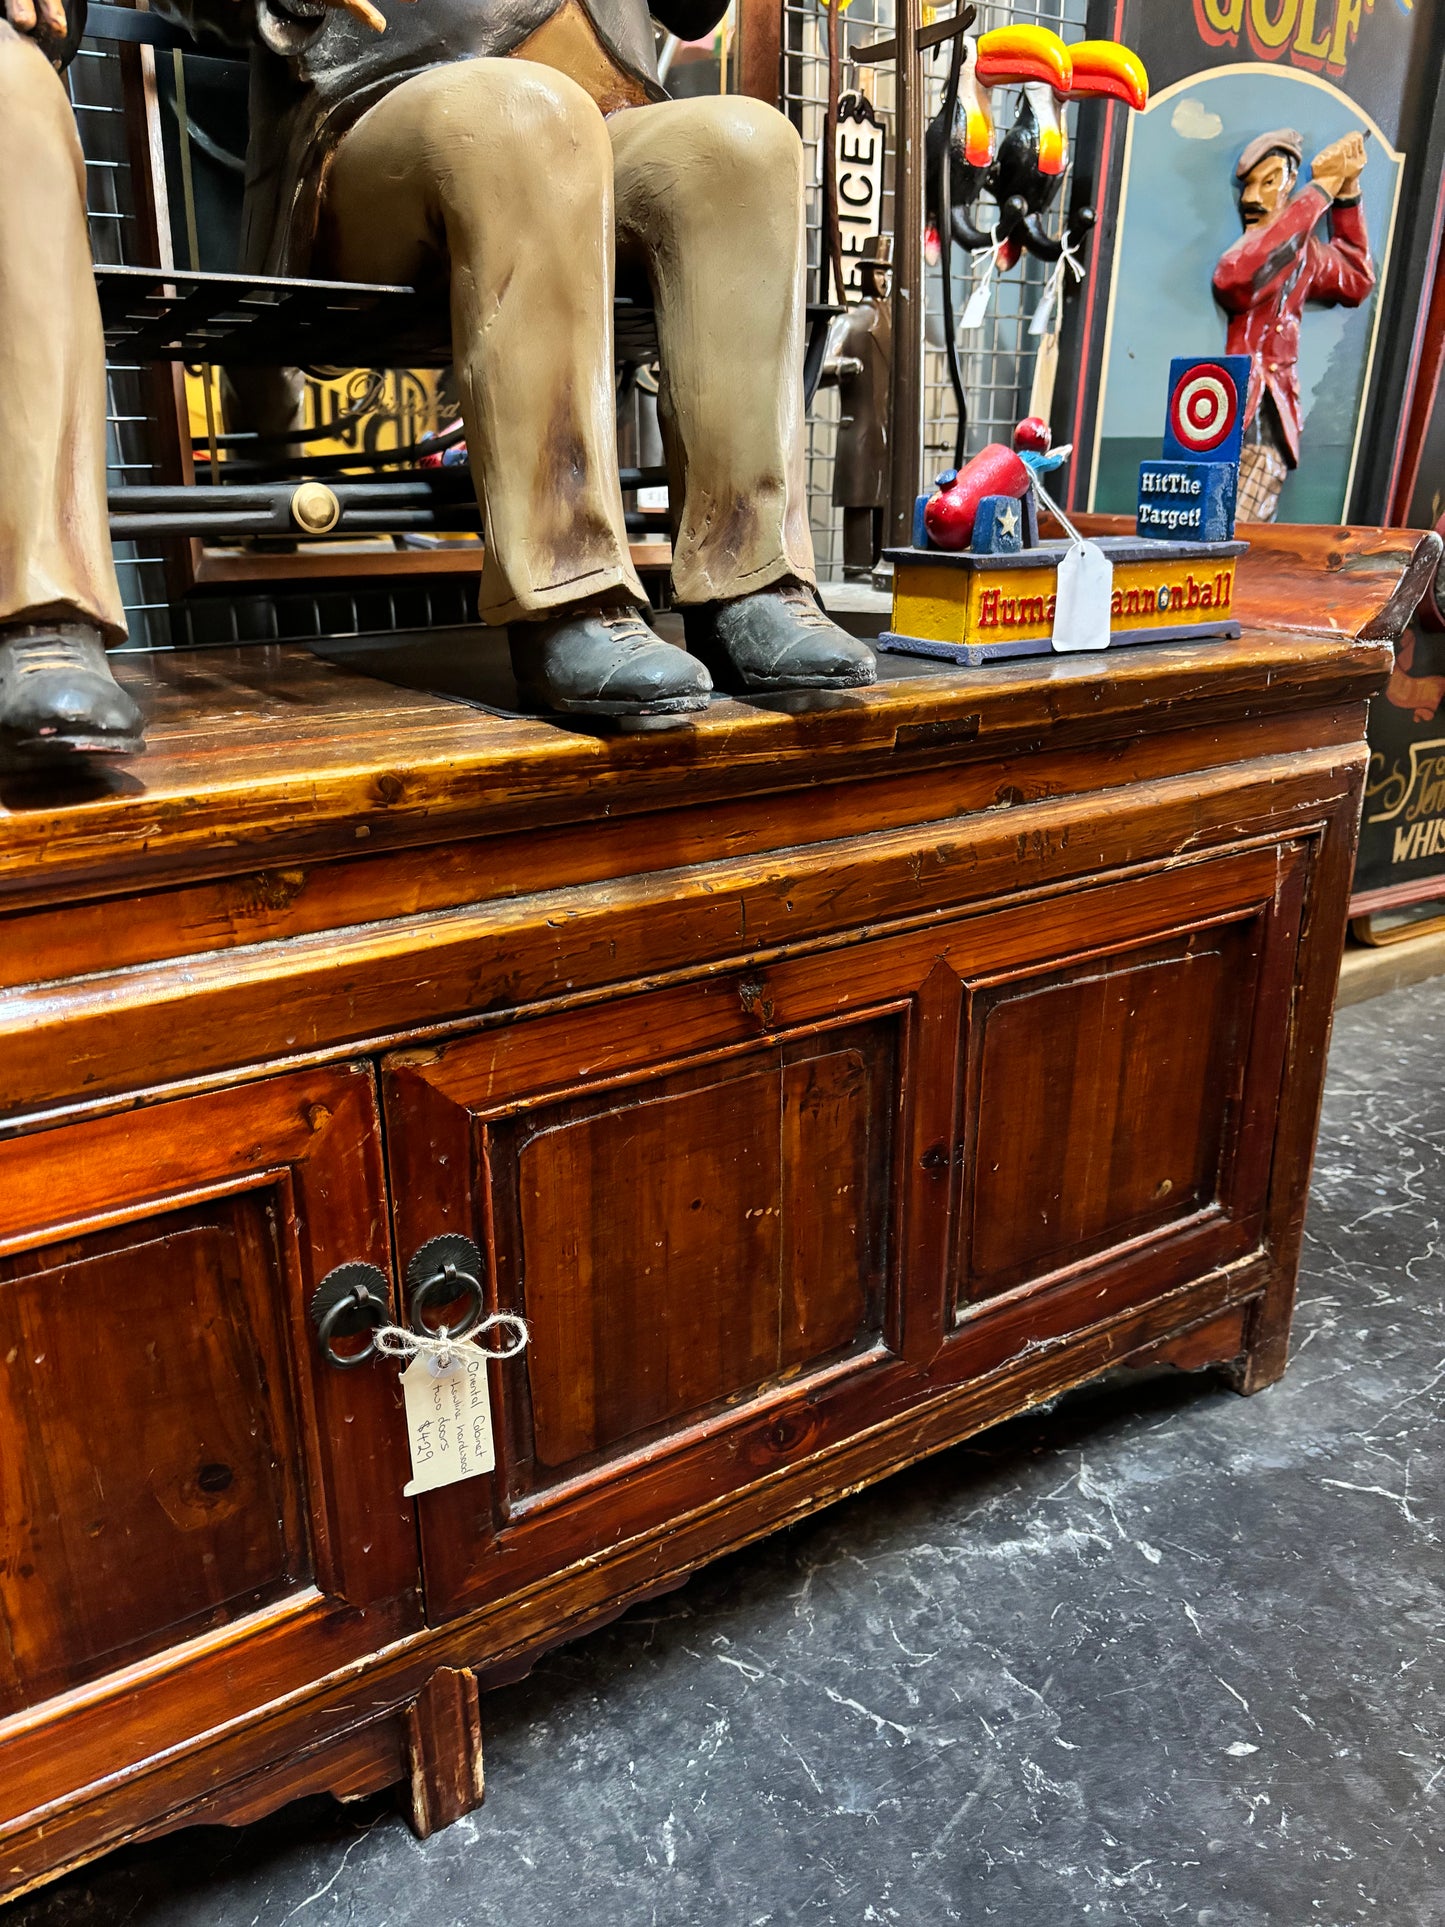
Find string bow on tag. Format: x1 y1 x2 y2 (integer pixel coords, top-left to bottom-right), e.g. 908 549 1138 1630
375 1313 530 1376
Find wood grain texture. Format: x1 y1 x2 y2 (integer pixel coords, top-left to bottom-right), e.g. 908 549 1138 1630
0 534 1406 1903
401 1669 485 1839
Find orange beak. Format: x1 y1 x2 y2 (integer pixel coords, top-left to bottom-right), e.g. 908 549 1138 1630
1036 117 1067 176
1065 40 1149 110
962 102 993 169
974 25 1072 94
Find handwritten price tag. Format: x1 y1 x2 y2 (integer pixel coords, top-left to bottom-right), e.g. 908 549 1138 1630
401 1349 496 1496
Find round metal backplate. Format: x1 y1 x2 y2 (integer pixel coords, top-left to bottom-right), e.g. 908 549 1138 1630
310 1261 390 1337
406 1234 483 1298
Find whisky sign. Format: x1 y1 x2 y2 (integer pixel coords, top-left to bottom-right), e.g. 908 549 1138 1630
1355 618 1445 906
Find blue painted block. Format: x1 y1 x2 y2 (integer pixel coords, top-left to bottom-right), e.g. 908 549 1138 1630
1160 355 1252 466
970 495 1025 554
1136 459 1238 543
912 493 932 549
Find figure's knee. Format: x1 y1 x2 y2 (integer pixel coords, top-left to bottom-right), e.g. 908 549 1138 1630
415 55 611 175
676 95 804 199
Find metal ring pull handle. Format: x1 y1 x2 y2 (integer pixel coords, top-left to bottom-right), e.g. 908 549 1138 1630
310 1262 391 1369
406 1234 486 1343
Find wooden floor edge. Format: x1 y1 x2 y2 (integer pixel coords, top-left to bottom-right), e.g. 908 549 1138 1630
1337 929 1445 1006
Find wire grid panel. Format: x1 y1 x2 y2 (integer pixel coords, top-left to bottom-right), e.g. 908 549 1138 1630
784 0 1089 577
69 45 174 650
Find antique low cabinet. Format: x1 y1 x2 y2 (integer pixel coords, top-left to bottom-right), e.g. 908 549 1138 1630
0 524 1433 1901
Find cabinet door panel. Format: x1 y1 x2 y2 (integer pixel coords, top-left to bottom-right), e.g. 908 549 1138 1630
385 976 939 1624
952 851 1305 1326
0 1070 419 1839
964 928 1252 1299
503 1025 891 1474
0 1210 306 1710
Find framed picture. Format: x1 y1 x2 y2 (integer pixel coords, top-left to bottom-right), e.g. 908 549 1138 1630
1052 0 1445 524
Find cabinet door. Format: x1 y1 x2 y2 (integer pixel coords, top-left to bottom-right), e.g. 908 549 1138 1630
384 954 956 1623
0 1068 419 1839
943 841 1307 1373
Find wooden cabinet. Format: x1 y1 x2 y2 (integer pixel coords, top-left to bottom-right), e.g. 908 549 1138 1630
0 523 1433 1905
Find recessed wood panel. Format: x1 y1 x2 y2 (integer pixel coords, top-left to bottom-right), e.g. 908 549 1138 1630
959 925 1259 1307
0 1197 309 1716
501 1027 894 1473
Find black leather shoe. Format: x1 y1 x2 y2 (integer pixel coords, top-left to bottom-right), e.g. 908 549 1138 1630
510 605 712 727
0 622 144 760
682 582 877 693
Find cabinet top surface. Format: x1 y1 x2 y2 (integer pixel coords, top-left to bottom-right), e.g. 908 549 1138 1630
0 524 1431 901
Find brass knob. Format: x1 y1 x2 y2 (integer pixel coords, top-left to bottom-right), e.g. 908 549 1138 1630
291 482 342 536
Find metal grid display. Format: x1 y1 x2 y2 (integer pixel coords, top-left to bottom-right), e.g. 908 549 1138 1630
69 44 482 651
68 44 175 650
783 0 1089 578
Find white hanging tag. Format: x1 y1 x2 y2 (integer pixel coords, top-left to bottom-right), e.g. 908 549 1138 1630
958 234 1000 333
959 276 993 332
1051 541 1115 653
1028 270 1059 338
401 1347 496 1496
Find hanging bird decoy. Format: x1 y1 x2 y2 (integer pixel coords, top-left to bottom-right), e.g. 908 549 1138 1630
989 41 1148 267
924 23 1073 258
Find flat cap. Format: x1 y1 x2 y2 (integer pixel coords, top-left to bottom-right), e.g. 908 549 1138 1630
1236 129 1304 182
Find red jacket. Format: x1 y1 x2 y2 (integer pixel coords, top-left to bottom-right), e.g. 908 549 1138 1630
1212 185 1374 466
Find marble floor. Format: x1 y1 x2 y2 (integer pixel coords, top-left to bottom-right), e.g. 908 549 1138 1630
7 980 1442 1927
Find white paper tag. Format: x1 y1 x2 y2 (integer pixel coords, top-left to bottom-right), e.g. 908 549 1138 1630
959 273 993 332
1051 541 1114 653
1028 278 1057 338
402 1348 496 1496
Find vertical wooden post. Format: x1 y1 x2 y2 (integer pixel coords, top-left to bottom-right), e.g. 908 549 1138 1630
400 1667 486 1839
886 0 923 546
737 0 785 105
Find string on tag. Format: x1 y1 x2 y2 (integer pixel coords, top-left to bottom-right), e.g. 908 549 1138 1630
1030 229 1085 339
374 1314 530 1376
1030 470 1086 550
958 226 1002 334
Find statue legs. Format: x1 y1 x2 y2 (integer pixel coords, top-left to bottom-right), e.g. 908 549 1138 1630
0 23 141 758
321 61 872 718
608 93 816 607
321 57 648 630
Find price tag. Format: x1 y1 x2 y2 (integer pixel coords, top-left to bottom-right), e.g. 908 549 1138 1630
401 1348 496 1496
1051 540 1114 653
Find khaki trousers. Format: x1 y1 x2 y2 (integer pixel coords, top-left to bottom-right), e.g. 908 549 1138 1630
0 25 126 642
320 62 817 623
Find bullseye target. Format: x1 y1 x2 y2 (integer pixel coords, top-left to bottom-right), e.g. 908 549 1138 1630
1160 353 1251 468
1169 365 1239 453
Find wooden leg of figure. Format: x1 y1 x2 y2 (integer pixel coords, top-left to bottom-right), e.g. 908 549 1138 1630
400 1667 485 1840
609 95 817 605
318 57 643 626
0 24 126 640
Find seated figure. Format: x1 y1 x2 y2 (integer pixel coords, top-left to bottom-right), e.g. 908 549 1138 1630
0 0 874 754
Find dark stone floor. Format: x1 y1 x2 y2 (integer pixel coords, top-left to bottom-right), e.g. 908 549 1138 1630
8 981 1443 1927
